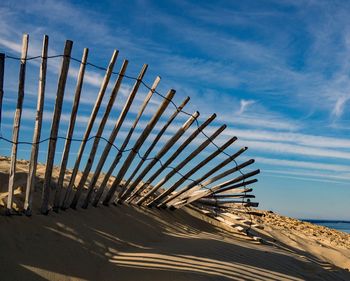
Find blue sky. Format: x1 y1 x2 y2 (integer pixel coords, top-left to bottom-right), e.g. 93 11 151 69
0 0 349 219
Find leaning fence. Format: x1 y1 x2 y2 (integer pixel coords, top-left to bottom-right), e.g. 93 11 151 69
0 34 259 216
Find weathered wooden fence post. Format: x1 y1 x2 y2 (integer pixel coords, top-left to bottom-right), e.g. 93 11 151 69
24 35 48 215
53 48 89 212
41 40 73 215
6 34 29 214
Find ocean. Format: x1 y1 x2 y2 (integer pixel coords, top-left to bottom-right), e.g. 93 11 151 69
302 219 350 234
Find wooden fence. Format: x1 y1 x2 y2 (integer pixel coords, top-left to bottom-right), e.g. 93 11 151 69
0 34 259 216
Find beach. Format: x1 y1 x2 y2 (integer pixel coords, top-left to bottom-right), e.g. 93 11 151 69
0 156 349 280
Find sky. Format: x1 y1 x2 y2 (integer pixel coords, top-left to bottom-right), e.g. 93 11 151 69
0 0 349 220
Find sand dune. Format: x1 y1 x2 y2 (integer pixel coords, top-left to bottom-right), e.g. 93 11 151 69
0 156 349 280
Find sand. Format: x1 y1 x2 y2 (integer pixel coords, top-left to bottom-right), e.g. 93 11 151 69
0 156 349 280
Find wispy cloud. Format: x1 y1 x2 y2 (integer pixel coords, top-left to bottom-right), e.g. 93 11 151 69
0 0 349 219
237 99 256 115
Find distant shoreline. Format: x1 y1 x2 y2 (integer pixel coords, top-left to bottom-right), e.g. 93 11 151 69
302 219 350 223
301 219 350 234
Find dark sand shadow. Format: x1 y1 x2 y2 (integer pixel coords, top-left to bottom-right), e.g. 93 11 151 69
1 204 349 281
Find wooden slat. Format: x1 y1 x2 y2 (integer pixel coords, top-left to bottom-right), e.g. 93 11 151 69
179 176 258 209
24 35 48 215
6 34 29 214
52 48 89 212
212 187 253 196
139 124 227 207
121 97 190 195
162 146 248 207
82 74 158 208
40 40 73 215
213 179 258 195
69 60 131 209
197 196 255 205
170 158 255 206
204 194 255 199
117 110 200 203
125 114 217 203
156 136 238 208
212 170 260 194
102 89 176 205
195 199 259 208
61 50 119 209
169 162 257 209
0 52 5 130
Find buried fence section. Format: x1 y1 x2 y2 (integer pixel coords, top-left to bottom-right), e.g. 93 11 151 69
0 34 259 216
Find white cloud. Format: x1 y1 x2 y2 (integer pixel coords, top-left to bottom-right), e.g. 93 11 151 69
224 128 350 149
255 156 350 173
242 140 350 160
332 95 350 118
237 99 256 115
